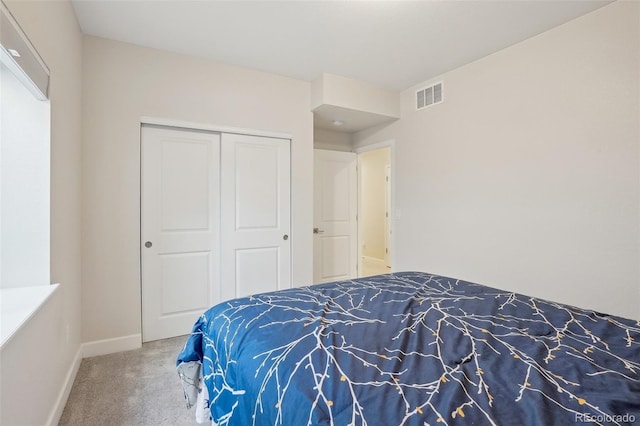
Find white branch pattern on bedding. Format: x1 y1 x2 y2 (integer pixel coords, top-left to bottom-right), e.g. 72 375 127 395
178 272 640 426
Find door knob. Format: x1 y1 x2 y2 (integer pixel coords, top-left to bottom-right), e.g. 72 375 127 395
145 241 152 248
313 228 325 234
283 234 289 240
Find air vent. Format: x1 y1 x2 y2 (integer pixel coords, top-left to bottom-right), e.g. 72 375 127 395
416 82 443 110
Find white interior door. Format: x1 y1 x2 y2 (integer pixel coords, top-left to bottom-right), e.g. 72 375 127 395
221 133 291 300
313 149 357 283
141 125 220 342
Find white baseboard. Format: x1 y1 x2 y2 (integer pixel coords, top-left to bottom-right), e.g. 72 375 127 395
82 334 142 358
45 334 142 425
362 256 386 267
47 346 82 426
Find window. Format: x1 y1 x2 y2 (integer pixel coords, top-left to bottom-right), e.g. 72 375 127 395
1 59 50 288
0 1 53 346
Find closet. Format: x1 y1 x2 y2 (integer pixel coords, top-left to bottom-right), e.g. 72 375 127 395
141 124 290 341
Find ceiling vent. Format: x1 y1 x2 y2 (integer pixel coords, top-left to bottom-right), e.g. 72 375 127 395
416 82 443 110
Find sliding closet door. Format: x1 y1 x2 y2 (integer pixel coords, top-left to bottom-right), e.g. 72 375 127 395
221 134 291 300
141 125 220 342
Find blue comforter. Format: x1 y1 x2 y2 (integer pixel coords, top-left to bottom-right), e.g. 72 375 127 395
177 272 640 425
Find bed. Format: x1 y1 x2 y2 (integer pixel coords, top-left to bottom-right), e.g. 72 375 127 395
176 271 640 425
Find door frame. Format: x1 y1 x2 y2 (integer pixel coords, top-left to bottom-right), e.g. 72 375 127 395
384 164 391 268
355 139 395 277
141 116 292 141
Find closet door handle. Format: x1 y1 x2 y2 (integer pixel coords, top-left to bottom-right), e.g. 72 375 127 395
283 235 289 241
144 241 153 248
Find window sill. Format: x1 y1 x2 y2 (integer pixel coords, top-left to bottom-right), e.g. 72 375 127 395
0 283 59 348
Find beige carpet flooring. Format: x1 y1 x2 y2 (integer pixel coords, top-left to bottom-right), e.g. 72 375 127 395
59 336 200 426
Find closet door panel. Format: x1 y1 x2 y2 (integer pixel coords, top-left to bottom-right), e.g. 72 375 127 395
141 125 220 342
221 134 291 300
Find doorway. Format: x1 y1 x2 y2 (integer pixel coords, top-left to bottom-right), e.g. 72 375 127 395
312 143 393 283
357 146 392 278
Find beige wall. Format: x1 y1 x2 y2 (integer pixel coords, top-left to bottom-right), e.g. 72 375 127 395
311 73 400 117
314 127 353 151
360 148 390 260
81 36 313 342
1 0 83 424
354 1 640 320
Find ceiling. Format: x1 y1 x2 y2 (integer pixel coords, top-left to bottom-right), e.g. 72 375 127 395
71 0 611 133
